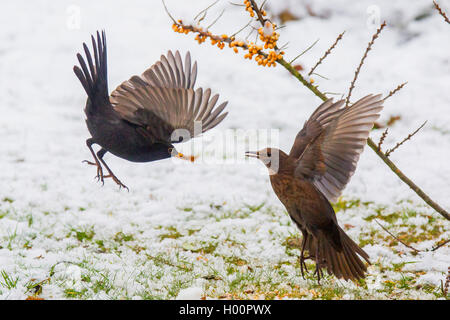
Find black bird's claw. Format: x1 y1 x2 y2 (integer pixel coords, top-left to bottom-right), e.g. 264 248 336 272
103 174 129 192
83 159 104 184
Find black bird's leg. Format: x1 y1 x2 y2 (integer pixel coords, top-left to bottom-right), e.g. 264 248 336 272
83 138 104 181
96 148 129 191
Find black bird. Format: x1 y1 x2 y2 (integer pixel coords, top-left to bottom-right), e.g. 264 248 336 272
73 31 228 190
246 95 384 282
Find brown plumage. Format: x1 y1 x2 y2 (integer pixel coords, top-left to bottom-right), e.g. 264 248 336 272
73 31 228 190
246 95 384 282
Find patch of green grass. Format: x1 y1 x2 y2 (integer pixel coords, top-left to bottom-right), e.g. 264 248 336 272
6 227 18 250
64 288 87 298
332 198 373 213
224 255 248 266
95 240 110 253
26 214 33 227
0 270 19 289
245 202 265 213
0 209 10 219
159 226 182 240
69 226 95 242
113 231 134 243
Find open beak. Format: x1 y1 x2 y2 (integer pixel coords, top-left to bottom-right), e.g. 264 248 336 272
245 151 259 159
175 153 196 162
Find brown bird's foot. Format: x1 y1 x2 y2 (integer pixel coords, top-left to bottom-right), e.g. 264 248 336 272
103 174 129 192
313 264 324 284
299 254 316 279
299 256 310 279
82 160 104 182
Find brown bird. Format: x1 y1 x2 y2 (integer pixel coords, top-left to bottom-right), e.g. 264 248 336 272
246 95 384 282
73 31 228 190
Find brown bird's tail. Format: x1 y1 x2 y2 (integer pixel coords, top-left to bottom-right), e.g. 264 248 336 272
307 227 370 281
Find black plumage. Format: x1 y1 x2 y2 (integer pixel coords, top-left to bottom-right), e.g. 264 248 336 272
73 31 228 190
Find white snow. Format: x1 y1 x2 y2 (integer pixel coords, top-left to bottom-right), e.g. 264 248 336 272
176 286 203 300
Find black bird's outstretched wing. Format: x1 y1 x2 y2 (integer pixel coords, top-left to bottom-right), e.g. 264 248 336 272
73 31 110 114
291 95 384 202
110 51 228 143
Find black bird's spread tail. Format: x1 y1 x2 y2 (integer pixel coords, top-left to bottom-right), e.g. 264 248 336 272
307 227 370 281
73 30 109 114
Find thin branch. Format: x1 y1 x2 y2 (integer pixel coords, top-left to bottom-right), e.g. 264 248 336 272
259 0 268 11
346 21 386 106
367 138 450 220
323 91 343 96
207 9 225 30
385 121 427 157
311 72 329 80
194 0 220 21
374 219 421 253
431 238 450 251
433 0 450 24
383 82 408 101
161 0 177 23
278 41 290 51
289 38 320 64
308 31 345 76
229 2 245 7
231 19 253 38
249 0 267 26
378 128 389 151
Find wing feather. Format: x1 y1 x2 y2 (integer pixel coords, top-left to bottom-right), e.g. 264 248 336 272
110 50 227 143
294 94 384 202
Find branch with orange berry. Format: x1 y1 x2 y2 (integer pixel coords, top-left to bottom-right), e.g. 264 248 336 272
164 0 450 221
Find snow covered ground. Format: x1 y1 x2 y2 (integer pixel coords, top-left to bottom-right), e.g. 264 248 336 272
0 0 448 299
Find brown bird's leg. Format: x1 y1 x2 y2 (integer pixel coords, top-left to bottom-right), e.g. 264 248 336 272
83 138 104 181
96 148 129 191
299 231 310 279
313 239 324 284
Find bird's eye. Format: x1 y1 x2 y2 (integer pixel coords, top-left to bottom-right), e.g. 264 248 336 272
168 147 174 153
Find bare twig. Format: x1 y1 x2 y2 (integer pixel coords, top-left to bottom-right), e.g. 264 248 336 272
374 219 421 253
311 72 329 80
249 0 268 27
231 19 253 38
323 92 343 96
385 121 427 157
207 9 225 30
346 22 386 106
431 239 450 251
378 128 389 151
433 0 450 24
290 38 320 64
161 0 177 23
383 82 408 101
194 0 220 21
308 31 345 76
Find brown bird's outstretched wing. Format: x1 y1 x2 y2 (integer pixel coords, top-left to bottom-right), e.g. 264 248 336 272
110 50 228 143
292 95 384 202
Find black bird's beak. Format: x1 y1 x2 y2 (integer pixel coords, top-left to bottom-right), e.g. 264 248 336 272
245 151 259 159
